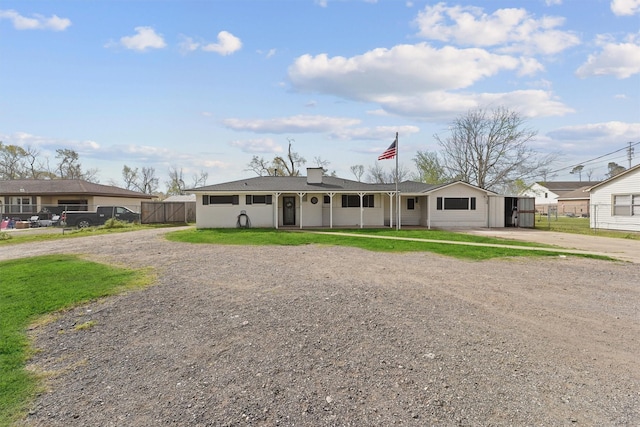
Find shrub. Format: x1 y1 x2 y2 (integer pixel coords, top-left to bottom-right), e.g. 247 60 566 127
101 218 132 229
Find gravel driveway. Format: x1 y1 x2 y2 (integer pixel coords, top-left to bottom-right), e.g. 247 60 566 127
4 228 639 426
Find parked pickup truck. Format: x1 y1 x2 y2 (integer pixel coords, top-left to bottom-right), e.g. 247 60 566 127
61 206 141 228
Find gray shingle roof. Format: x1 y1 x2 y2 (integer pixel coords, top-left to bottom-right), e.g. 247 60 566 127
537 181 600 193
0 179 154 198
190 175 475 195
556 186 591 200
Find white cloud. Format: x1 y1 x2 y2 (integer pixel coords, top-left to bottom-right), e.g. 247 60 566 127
230 138 283 154
413 3 580 55
222 115 361 133
288 43 568 119
547 121 640 141
611 0 640 15
289 43 526 98
373 89 573 120
0 9 71 31
201 31 242 55
181 31 242 56
576 33 640 78
119 26 166 52
178 35 200 54
329 125 420 141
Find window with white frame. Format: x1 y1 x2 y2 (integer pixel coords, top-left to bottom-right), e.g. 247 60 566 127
10 197 33 213
613 194 640 216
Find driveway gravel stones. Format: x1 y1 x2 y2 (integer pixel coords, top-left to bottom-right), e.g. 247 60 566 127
3 228 638 426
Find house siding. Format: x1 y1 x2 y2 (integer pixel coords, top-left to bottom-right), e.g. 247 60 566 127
191 174 503 229
429 186 489 228
590 167 640 232
521 183 558 214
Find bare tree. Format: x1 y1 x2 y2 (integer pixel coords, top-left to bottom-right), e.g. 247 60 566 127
192 170 208 188
139 167 159 194
273 139 306 176
24 146 47 179
166 166 186 195
246 156 275 176
350 164 365 182
585 168 595 181
122 165 139 190
435 106 555 191
366 163 410 184
55 148 82 179
246 139 306 177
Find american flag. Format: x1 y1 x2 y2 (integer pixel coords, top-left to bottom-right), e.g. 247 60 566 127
378 137 397 160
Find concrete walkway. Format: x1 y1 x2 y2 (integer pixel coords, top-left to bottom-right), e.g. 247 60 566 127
302 229 640 263
464 228 640 264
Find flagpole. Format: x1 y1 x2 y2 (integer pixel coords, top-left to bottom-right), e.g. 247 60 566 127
395 132 399 231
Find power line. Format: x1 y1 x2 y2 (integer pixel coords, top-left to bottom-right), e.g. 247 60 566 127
549 141 640 175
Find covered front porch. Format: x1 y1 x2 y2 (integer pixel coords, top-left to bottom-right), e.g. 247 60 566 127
272 191 427 229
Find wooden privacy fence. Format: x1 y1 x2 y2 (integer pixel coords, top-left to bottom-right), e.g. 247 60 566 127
141 201 195 224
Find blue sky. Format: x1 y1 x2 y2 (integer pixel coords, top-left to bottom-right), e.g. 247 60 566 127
1 0 639 190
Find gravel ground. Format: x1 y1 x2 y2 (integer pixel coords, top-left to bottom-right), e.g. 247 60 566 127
4 228 639 426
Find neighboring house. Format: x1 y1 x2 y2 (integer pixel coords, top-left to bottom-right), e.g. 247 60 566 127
587 164 640 232
189 167 525 229
521 181 600 214
556 186 592 217
0 179 154 220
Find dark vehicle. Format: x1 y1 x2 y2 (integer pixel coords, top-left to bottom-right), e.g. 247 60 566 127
61 206 140 228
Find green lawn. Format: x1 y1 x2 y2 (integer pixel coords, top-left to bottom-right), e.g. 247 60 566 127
165 228 608 261
534 215 640 240
0 255 150 426
0 223 182 246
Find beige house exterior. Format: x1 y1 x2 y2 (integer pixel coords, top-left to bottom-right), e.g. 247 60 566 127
190 168 513 229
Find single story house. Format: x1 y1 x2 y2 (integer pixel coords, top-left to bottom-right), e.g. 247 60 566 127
0 179 154 220
189 168 528 229
521 181 600 214
556 186 592 217
587 164 640 232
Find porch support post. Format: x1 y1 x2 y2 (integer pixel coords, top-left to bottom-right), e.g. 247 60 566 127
427 195 431 229
358 192 366 229
387 192 395 228
274 192 281 229
327 193 335 228
398 192 402 230
297 192 306 229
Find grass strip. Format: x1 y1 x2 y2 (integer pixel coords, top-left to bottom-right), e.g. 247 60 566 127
165 228 609 261
0 255 150 426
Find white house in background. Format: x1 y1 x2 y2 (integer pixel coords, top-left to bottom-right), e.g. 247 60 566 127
587 164 640 232
189 168 523 229
521 181 600 214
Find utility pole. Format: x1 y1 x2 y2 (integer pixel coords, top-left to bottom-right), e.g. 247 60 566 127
628 142 635 168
